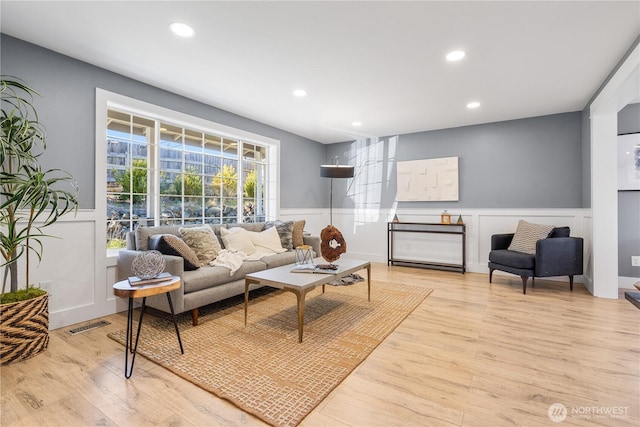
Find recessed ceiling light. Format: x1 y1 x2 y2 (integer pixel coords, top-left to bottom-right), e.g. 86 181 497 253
446 50 466 62
170 22 195 38
466 101 481 109
352 121 362 127
293 89 307 97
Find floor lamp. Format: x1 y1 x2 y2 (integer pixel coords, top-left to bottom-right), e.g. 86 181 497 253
320 156 354 225
319 157 354 264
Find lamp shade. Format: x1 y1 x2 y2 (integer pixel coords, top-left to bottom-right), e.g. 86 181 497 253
320 165 354 178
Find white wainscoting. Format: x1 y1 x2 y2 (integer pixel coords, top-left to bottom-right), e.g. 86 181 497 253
11 210 122 330
33 206 627 330
282 207 595 290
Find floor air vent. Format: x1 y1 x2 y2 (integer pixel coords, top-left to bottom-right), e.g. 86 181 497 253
68 320 111 335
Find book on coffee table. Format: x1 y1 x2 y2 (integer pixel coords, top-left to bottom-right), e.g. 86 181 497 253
290 264 337 274
128 272 173 286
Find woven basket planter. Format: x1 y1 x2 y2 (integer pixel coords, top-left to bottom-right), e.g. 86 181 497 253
0 293 49 365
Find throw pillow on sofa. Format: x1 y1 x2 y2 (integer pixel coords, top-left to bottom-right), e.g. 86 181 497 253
264 220 294 250
292 220 306 248
149 234 200 271
247 226 287 253
179 225 222 265
220 227 257 255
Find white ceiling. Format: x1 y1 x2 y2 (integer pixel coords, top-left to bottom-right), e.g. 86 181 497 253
1 1 639 144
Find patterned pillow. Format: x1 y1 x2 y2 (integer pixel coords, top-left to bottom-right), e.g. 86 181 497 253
264 220 294 250
508 220 555 255
179 225 222 265
292 220 306 248
148 234 200 271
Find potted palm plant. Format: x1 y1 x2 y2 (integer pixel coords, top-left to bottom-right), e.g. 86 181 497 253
0 76 79 365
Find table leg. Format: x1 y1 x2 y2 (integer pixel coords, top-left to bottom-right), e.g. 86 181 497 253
126 297 134 354
244 280 249 326
366 263 371 301
124 296 147 379
166 293 184 354
295 290 307 343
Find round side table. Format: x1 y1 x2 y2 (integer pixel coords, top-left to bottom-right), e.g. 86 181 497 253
113 276 184 378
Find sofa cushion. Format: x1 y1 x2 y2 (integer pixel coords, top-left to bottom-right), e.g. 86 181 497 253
135 225 181 251
260 251 297 269
220 227 257 255
489 249 536 270
292 220 306 248
148 234 200 271
508 220 554 254
182 260 267 294
264 220 294 250
227 223 265 233
179 225 222 266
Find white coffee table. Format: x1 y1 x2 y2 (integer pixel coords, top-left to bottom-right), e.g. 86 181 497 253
244 258 371 342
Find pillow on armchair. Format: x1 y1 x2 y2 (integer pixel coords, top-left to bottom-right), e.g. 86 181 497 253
507 220 554 255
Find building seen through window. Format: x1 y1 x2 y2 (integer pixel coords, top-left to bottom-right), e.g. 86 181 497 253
106 109 268 249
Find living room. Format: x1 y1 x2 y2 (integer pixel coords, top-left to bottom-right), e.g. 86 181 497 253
1 1 639 426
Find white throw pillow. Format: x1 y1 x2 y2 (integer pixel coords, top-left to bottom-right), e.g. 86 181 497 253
220 227 257 255
248 226 286 254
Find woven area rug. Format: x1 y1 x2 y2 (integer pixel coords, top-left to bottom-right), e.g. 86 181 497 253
108 280 432 427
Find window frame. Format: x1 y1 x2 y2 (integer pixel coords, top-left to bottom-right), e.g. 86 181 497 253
96 89 280 256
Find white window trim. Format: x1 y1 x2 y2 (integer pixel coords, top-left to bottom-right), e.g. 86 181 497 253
96 88 281 257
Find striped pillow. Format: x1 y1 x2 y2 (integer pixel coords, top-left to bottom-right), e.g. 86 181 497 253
508 220 554 255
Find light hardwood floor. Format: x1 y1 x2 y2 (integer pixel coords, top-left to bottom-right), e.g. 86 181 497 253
1 264 639 426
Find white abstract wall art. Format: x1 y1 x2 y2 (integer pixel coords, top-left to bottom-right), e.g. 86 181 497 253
618 133 640 191
397 156 459 201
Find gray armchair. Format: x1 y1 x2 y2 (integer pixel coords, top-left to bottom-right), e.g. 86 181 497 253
488 226 583 294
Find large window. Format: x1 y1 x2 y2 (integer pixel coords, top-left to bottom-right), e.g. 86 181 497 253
104 101 276 250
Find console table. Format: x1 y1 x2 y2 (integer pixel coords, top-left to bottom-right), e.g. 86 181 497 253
387 222 466 273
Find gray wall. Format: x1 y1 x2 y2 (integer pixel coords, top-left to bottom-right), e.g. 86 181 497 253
0 35 327 210
1 35 593 217
328 112 583 209
618 103 640 278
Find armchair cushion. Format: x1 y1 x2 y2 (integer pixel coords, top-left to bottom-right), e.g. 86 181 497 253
489 249 535 270
549 226 570 238
507 220 554 254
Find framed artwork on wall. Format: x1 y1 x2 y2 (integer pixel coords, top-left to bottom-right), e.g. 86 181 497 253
396 156 459 201
618 133 640 191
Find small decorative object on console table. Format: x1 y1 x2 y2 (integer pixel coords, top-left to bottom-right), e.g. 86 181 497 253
456 214 464 225
441 210 451 224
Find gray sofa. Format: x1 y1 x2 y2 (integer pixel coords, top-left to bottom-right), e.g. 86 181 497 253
117 221 320 325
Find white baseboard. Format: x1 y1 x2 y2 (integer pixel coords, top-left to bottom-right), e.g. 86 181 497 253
619 276 640 289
